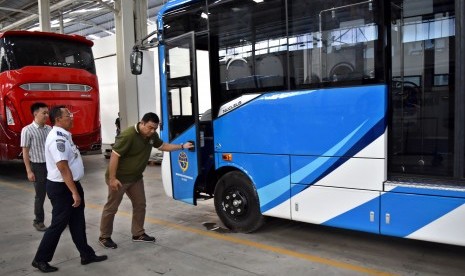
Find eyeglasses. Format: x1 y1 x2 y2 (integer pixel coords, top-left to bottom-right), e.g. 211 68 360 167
62 113 74 118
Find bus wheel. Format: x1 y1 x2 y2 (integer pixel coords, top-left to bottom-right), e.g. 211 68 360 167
214 171 264 233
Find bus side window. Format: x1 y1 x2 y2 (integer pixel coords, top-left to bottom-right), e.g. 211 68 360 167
210 0 286 103
0 57 7 72
289 0 378 88
0 47 8 72
200 109 212 122
256 55 284 87
226 58 252 90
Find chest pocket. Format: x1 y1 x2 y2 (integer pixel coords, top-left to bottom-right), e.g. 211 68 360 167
71 143 80 158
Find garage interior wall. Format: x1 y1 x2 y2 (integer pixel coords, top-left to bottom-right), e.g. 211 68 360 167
92 26 160 147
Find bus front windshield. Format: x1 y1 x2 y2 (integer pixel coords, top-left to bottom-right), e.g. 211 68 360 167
3 36 96 74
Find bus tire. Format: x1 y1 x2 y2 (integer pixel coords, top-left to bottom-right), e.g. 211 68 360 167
214 171 264 233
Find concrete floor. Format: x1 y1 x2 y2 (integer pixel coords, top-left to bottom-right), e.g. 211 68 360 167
1 155 465 276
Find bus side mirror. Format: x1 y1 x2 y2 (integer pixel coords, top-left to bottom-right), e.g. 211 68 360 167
130 50 143 75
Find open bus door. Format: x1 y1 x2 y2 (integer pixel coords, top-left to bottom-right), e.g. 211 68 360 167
163 32 210 205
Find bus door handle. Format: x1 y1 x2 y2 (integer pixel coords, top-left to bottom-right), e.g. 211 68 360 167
187 140 195 152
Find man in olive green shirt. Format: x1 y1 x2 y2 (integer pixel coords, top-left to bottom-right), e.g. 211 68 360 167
99 112 192 249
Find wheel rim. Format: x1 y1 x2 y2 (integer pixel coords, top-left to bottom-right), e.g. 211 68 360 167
221 188 248 220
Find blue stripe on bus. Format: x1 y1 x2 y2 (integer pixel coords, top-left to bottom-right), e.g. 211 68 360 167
290 120 369 185
321 187 465 237
322 196 380 233
261 191 292 213
380 189 465 237
259 115 383 212
258 176 290 208
305 118 386 186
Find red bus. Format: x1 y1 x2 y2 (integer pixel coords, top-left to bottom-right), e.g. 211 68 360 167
0 31 101 160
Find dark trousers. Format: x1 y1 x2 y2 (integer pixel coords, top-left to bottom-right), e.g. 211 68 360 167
34 180 95 262
31 163 47 224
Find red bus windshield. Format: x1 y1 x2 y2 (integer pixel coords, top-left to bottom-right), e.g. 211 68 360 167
0 32 101 160
1 35 96 74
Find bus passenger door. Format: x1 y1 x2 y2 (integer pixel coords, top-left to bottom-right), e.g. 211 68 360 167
164 32 211 205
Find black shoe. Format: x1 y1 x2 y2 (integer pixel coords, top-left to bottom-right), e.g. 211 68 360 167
132 233 156 243
32 260 58 273
81 255 108 265
99 237 117 249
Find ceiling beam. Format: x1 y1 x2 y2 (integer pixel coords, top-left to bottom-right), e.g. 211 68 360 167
94 0 119 14
0 7 36 15
1 0 78 31
69 18 115 35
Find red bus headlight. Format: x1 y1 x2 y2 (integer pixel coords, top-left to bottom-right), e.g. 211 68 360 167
5 98 22 132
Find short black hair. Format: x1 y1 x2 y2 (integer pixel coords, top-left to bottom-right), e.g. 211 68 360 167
141 112 160 124
30 102 48 115
49 105 66 125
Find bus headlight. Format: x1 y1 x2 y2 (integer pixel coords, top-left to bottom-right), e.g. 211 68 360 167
5 98 22 133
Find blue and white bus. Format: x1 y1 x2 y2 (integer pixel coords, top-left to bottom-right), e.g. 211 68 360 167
131 0 465 246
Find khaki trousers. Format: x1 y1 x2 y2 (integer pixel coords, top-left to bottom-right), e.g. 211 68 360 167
100 178 146 238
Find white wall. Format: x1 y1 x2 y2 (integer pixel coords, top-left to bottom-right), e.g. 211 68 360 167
93 35 159 146
93 35 119 145
96 55 118 145
139 24 161 119
137 50 160 118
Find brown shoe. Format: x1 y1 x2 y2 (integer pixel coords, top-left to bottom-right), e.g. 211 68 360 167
33 222 48 232
132 233 156 243
98 237 117 249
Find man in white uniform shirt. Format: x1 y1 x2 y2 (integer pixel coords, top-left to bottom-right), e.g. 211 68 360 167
31 106 107 273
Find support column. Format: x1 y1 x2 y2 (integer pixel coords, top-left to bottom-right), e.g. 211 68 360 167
38 0 51 32
115 0 139 129
58 10 64 34
134 0 148 43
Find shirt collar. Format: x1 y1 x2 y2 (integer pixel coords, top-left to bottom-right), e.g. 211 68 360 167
135 122 141 134
53 126 71 136
32 120 45 129
135 122 153 140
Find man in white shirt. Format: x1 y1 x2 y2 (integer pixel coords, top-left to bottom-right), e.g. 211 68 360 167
20 102 52 231
31 106 107 273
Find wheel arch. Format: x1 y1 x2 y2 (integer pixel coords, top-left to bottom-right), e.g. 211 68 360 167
192 164 242 201
214 164 259 197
